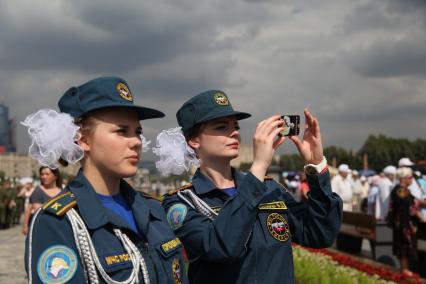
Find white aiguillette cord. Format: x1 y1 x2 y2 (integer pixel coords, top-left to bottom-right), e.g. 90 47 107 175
177 189 218 220
67 208 150 284
27 207 150 284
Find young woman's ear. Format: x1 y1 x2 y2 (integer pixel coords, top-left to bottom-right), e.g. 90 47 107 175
187 137 200 150
77 133 90 152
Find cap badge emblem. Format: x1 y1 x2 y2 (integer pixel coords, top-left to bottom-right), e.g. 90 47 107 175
116 82 133 102
213 92 229 106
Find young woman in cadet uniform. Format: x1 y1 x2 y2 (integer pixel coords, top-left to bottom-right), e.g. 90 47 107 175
155 90 343 284
23 77 188 284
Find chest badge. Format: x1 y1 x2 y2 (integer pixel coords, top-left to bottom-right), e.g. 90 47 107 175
172 258 182 284
266 213 290 242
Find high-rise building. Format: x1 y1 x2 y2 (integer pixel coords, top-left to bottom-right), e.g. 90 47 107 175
0 104 16 153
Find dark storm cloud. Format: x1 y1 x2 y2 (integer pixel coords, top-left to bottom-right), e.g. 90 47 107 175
388 0 426 12
340 0 426 78
387 0 426 27
0 0 268 95
1 0 425 155
347 34 426 78
0 2 212 73
341 2 400 34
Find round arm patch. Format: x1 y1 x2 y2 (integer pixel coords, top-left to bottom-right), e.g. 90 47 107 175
37 245 78 283
167 203 188 230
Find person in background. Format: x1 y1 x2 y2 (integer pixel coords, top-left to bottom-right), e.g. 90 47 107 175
359 175 370 213
4 180 18 228
388 167 426 276
413 171 426 218
0 181 7 229
22 167 63 235
376 165 396 221
415 171 426 194
367 175 381 217
398 158 423 199
300 171 310 202
331 164 353 211
359 176 370 200
17 177 35 213
351 170 363 211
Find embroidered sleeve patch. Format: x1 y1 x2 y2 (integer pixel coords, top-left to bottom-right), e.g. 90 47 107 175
258 201 288 211
37 245 78 283
266 213 290 242
167 204 188 230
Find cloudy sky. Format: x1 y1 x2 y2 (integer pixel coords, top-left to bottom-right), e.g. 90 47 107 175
1 0 425 158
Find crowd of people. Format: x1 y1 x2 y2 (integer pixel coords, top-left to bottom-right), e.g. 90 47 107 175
330 157 426 276
285 157 426 222
282 156 426 275
328 157 426 221
0 179 25 229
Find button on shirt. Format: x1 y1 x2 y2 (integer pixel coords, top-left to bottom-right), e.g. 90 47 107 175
163 168 342 284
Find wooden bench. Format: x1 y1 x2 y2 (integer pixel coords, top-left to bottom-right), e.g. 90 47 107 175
336 211 426 271
336 211 396 267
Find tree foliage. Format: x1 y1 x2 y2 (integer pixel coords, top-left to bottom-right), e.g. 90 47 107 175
359 135 426 170
255 135 426 172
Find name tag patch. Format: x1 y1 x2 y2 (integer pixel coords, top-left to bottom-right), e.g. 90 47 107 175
161 238 182 255
103 253 131 268
258 201 288 211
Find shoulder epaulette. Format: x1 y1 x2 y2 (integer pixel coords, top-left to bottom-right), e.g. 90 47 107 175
42 192 77 217
167 183 193 196
140 191 162 202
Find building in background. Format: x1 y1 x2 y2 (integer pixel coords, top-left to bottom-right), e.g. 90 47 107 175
0 104 16 153
0 153 80 180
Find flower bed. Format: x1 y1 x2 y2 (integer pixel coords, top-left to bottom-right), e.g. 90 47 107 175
293 244 424 284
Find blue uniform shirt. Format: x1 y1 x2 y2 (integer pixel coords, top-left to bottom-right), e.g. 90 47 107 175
162 168 342 284
97 192 139 234
25 170 188 284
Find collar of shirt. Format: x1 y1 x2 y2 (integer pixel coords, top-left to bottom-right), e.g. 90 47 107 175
68 170 162 234
191 167 246 195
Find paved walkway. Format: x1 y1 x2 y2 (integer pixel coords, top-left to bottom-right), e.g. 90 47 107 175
0 224 27 284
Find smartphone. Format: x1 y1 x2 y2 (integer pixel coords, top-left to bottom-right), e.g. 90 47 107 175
280 115 300 136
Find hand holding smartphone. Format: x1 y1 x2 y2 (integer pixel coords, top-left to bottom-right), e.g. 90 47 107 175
280 115 300 136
